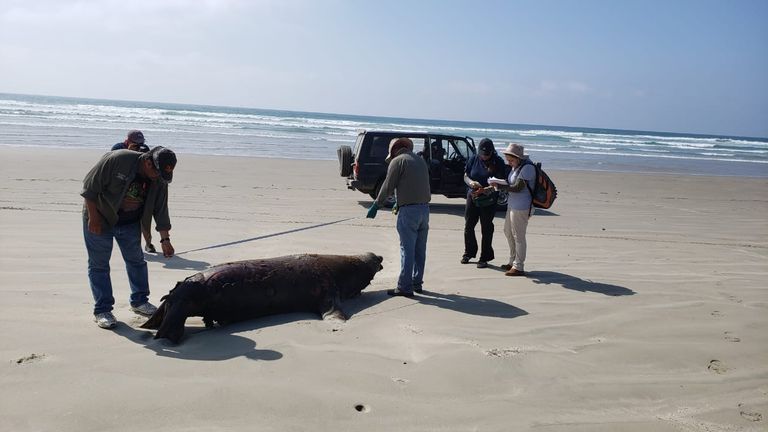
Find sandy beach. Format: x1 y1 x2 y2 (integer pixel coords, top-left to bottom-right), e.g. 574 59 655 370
1 147 766 431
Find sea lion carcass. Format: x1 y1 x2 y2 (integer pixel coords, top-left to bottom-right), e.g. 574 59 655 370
141 252 384 343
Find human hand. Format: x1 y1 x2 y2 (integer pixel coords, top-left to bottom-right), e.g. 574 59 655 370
469 181 481 190
366 203 379 219
161 240 175 258
87 217 102 235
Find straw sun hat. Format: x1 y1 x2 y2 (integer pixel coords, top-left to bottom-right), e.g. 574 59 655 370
501 143 527 159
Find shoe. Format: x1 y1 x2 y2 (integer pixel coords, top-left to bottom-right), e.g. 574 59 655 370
500 264 513 271
414 286 423 294
387 289 415 298
94 312 117 329
505 268 526 277
130 302 158 317
144 243 157 253
460 256 470 264
476 261 488 269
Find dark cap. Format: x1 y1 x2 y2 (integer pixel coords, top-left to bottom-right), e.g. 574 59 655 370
148 146 177 183
127 130 145 145
478 138 495 156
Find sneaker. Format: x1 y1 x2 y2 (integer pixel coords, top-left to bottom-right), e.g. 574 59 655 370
460 256 471 264
476 261 488 269
130 302 158 317
387 289 415 298
94 312 117 329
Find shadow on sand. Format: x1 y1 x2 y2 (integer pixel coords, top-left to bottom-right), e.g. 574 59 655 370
143 253 210 271
527 270 636 296
414 290 528 318
350 288 527 319
113 322 283 362
111 289 393 361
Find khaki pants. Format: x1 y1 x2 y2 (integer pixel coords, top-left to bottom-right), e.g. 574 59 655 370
503 208 530 271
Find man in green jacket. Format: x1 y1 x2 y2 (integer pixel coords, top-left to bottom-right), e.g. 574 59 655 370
81 146 177 329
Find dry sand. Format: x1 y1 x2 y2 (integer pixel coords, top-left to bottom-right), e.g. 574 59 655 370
1 147 767 431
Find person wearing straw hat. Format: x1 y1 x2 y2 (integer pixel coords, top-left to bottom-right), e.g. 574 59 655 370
494 143 536 276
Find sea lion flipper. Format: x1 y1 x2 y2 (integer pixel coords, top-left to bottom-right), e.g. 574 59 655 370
320 294 348 322
140 300 167 329
322 308 347 322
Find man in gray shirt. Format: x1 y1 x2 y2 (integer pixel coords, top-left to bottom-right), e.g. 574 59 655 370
366 137 431 297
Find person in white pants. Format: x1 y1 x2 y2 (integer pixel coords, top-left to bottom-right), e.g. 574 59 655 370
495 143 536 276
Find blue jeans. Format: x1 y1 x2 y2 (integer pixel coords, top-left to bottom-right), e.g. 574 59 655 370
83 219 149 314
396 204 429 293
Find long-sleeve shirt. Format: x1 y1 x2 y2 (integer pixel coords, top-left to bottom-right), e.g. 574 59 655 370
81 150 171 231
374 150 431 207
464 153 508 188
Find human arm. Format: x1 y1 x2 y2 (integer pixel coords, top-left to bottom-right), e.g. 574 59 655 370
158 229 174 257
84 198 102 234
494 178 527 192
81 156 114 234
373 158 403 208
464 156 481 189
464 173 481 190
155 185 173 257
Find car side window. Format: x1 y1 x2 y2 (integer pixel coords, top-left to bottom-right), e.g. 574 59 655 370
369 136 390 159
445 139 471 161
353 134 364 156
408 137 426 153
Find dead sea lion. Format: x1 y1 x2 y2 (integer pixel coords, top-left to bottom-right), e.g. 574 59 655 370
141 252 384 343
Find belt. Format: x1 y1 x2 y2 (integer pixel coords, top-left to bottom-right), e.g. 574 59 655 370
399 203 428 207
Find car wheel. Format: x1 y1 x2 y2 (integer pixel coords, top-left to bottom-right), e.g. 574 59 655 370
496 192 508 212
372 181 396 208
337 145 353 177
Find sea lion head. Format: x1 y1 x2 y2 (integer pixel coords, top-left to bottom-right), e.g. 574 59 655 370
142 279 209 344
336 252 383 300
360 252 384 273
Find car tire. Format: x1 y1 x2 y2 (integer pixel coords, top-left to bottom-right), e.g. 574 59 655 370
372 181 396 208
496 192 508 212
337 145 353 177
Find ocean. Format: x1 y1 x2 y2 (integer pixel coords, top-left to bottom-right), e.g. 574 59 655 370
1 93 766 177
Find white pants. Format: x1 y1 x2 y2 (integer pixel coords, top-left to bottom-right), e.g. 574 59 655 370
503 208 530 271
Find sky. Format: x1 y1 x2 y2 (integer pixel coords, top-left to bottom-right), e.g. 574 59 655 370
1 0 767 137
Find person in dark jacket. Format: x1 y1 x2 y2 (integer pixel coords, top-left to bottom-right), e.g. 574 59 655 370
111 129 150 152
81 146 177 329
461 138 508 268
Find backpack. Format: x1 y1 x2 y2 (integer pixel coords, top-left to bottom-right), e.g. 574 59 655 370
523 160 557 209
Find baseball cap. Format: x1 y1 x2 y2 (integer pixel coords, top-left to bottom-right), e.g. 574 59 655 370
148 146 177 183
478 138 495 156
127 130 145 145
